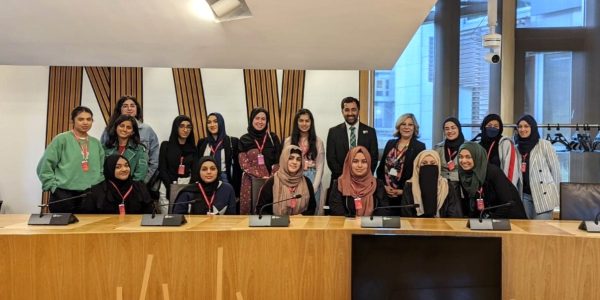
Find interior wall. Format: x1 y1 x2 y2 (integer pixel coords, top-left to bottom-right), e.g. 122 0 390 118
0 66 358 213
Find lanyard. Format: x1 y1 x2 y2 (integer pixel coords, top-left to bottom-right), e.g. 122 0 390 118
72 131 89 161
522 153 528 161
179 156 185 165
254 134 268 154
109 181 134 203
197 183 215 209
478 187 484 199
447 148 457 161
209 140 224 156
486 140 496 160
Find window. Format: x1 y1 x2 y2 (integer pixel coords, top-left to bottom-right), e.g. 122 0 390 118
373 21 435 148
517 0 585 28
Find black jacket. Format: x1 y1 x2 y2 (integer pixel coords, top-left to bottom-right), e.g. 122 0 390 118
376 137 426 191
84 181 154 214
326 122 378 181
158 141 198 199
399 182 463 218
197 136 242 196
460 163 527 219
329 179 389 217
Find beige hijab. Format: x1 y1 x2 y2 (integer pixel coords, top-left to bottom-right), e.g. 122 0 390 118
408 150 449 217
337 146 377 216
273 145 310 215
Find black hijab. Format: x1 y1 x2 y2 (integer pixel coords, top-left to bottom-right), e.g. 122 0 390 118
169 115 196 155
104 154 133 196
515 114 540 155
239 107 270 151
442 117 465 161
188 156 221 195
479 114 504 167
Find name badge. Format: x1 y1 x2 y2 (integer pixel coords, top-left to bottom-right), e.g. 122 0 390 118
476 198 484 211
520 162 527 173
118 203 125 216
257 154 265 165
177 164 185 175
81 161 89 172
354 197 363 210
447 160 455 171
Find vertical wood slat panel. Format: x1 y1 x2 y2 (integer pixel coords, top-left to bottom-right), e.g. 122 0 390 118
243 69 305 140
172 68 208 144
85 67 111 124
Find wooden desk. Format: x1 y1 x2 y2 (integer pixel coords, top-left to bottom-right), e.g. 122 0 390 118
0 215 599 299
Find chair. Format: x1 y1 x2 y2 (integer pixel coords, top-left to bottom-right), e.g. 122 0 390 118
251 177 267 214
560 183 600 220
169 184 193 214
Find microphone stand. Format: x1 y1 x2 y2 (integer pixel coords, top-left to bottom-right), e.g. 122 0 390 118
467 202 513 231
249 194 302 227
360 204 420 228
28 193 89 225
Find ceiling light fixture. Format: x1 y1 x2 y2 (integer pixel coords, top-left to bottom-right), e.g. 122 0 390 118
206 0 252 22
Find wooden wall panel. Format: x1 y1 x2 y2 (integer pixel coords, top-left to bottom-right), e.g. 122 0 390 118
85 67 143 124
44 66 84 207
172 68 208 143
243 69 305 139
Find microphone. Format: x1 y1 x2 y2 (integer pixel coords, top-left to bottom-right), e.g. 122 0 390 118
467 202 513 231
141 199 199 227
478 202 513 223
258 194 302 219
368 204 420 220
151 199 199 218
360 203 420 229
28 192 89 225
249 194 302 227
578 210 600 232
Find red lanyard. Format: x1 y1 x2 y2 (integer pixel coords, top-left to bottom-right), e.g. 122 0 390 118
197 183 215 209
478 187 484 198
254 134 268 154
521 153 528 161
109 181 134 203
118 145 126 155
72 131 89 161
447 148 457 161
486 141 496 160
209 140 224 156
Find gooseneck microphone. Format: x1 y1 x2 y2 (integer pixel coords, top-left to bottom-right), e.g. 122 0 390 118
151 199 199 218
38 192 90 216
368 204 420 220
479 202 513 222
258 194 302 219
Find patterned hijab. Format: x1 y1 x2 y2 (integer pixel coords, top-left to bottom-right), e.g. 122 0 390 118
337 146 377 216
272 145 310 215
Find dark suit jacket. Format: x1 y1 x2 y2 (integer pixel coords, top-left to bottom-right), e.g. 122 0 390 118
326 122 378 181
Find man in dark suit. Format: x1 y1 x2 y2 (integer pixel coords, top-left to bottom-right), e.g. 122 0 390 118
326 97 379 183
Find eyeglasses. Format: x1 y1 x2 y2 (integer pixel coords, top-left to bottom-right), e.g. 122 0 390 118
179 124 193 130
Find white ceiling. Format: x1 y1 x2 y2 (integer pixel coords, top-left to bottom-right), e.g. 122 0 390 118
0 0 436 70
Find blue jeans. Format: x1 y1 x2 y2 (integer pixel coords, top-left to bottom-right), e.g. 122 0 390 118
522 193 553 220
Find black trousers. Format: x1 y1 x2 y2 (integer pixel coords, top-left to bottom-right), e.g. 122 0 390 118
49 188 87 213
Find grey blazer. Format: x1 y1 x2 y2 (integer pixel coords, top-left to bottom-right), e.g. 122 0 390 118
519 139 561 214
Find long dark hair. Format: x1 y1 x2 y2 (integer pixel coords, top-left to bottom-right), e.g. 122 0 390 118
105 115 141 148
290 109 317 160
106 95 143 130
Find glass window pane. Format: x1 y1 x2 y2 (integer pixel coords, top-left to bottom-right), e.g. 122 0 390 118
524 51 573 181
374 21 435 148
517 0 585 28
459 6 492 140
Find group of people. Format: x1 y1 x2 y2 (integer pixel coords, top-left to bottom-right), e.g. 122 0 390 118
37 95 560 220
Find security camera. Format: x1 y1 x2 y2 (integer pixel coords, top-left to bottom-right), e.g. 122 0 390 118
484 52 501 64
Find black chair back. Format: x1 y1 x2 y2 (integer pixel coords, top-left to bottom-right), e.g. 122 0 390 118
560 183 600 220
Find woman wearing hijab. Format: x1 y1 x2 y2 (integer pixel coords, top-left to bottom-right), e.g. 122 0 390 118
103 115 148 181
172 156 236 215
196 112 241 196
376 113 426 210
478 114 520 188
330 146 389 217
400 150 463 218
86 154 153 214
256 145 316 216
515 115 560 219
458 142 527 219
238 107 282 214
284 109 326 215
158 115 198 211
433 117 464 195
